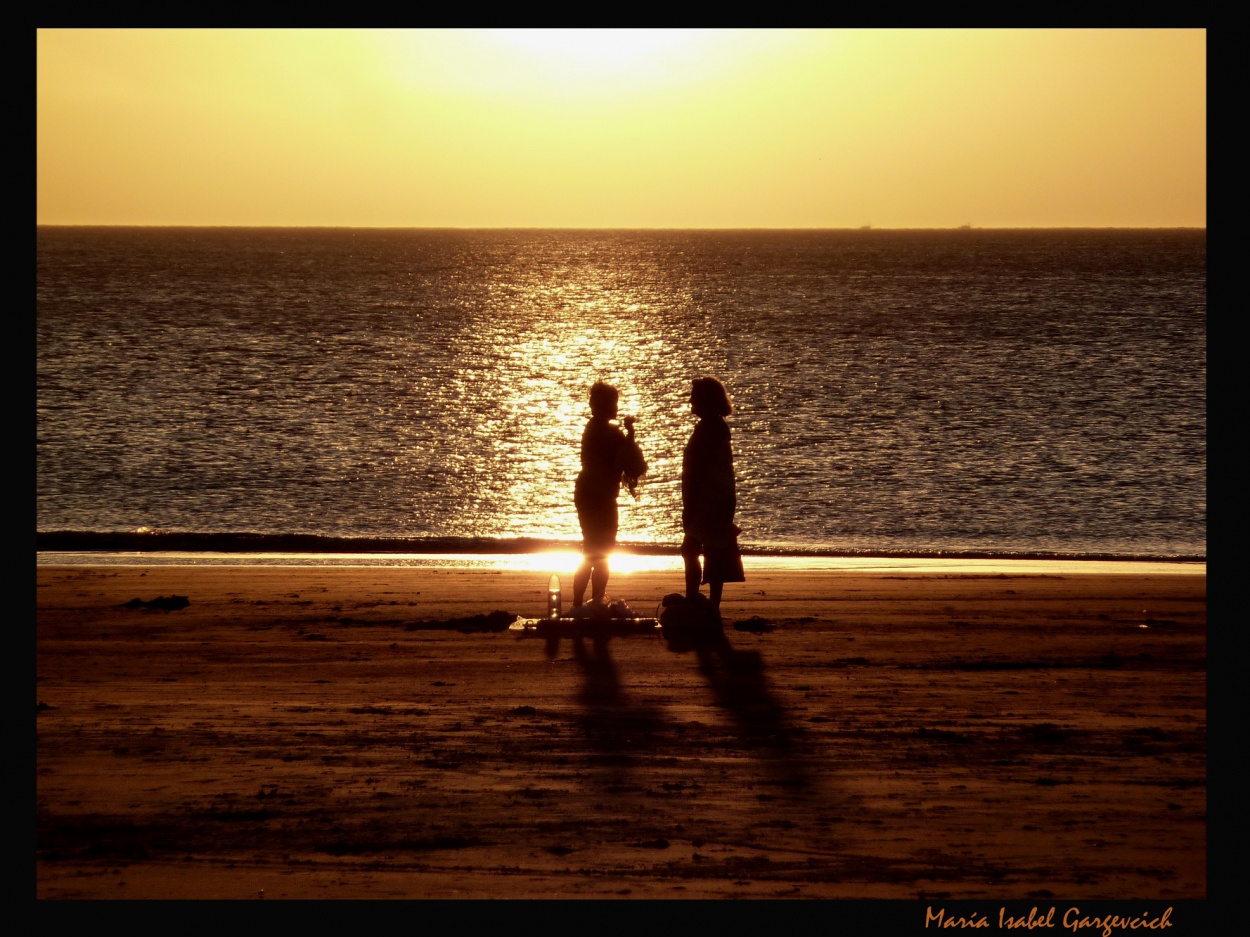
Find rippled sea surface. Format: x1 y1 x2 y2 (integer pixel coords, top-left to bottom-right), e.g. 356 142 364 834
36 227 1205 558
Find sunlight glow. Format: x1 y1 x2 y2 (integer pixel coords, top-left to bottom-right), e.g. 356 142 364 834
504 550 682 576
378 28 741 101
37 28 1205 228
484 28 719 80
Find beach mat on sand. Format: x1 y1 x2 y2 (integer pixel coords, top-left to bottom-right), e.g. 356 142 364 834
509 617 660 635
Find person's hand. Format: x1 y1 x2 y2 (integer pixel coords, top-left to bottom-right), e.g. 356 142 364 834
622 416 636 430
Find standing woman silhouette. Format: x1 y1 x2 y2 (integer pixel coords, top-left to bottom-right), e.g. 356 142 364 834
572 381 646 614
681 377 744 620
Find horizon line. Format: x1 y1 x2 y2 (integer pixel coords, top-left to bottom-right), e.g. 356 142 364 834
37 223 1207 232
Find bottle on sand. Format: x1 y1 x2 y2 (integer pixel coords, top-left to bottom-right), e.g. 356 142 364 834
547 573 561 620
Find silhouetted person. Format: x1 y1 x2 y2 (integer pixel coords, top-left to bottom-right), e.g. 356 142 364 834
573 381 647 613
681 377 744 619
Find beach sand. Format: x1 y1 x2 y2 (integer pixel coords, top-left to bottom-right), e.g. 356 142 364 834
36 562 1205 901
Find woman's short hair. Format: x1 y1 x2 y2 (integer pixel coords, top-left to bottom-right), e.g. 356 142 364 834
589 381 619 418
691 377 732 417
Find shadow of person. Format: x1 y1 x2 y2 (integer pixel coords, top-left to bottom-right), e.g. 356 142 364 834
570 634 664 794
573 633 622 709
664 622 810 793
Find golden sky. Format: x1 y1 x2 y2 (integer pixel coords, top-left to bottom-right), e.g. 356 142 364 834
36 28 1206 228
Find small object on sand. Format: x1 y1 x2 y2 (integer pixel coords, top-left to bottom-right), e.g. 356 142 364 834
732 616 774 633
119 595 190 611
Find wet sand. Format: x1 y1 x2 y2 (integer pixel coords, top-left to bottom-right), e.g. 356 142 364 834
36 562 1205 901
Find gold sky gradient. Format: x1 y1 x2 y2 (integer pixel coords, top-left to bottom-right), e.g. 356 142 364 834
36 28 1206 228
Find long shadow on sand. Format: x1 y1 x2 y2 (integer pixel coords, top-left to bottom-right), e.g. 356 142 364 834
568 634 666 793
663 623 810 792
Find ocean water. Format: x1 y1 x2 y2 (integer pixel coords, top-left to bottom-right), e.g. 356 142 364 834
36 227 1206 560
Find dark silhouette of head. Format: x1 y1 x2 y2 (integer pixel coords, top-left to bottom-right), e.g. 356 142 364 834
589 381 620 419
691 377 732 418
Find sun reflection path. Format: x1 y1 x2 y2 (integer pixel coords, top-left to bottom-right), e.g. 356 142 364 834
411 239 734 546
492 298 694 546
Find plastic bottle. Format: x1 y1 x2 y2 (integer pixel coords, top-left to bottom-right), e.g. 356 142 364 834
547 573 561 620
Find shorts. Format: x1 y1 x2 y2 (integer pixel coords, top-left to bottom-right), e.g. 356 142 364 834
576 494 618 559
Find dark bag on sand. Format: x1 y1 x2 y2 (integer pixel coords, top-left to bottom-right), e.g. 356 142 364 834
658 592 719 629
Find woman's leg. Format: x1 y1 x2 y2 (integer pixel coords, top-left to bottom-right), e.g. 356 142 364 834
591 559 610 604
681 534 702 600
576 496 613 607
573 556 592 607
684 557 702 600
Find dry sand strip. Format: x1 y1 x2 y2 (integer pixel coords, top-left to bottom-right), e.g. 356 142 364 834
37 564 1205 900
